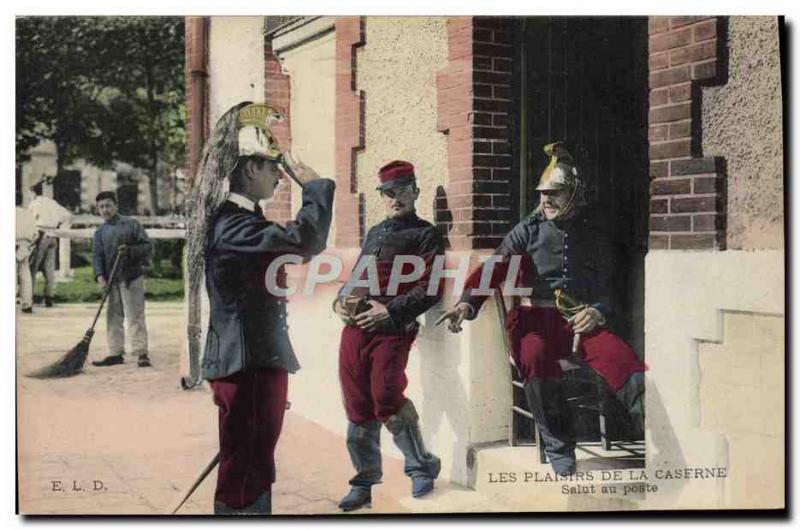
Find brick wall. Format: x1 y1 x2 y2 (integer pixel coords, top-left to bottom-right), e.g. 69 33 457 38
334 17 365 248
648 17 727 250
436 17 516 251
263 37 292 224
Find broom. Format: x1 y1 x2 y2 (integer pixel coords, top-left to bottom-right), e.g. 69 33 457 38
28 248 125 379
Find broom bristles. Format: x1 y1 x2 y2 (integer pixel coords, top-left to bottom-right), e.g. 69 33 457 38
27 330 94 379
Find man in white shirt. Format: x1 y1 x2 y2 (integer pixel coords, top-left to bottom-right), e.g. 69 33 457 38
27 180 72 307
16 206 38 313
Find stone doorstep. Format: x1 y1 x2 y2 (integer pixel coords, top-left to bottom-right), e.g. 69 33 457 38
393 484 511 514
468 443 651 512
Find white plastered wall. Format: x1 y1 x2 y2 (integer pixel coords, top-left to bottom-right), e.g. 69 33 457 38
271 17 511 486
643 249 784 509
208 17 266 127
273 20 337 236
355 16 449 228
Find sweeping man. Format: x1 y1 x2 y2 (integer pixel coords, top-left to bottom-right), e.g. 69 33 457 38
436 143 647 476
333 161 444 511
91 191 153 368
186 101 335 515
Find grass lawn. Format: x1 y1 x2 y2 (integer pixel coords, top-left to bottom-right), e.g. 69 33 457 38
33 264 184 303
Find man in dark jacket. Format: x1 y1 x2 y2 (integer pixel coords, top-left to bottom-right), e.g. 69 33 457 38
92 191 153 367
437 143 646 476
333 160 444 511
199 102 335 515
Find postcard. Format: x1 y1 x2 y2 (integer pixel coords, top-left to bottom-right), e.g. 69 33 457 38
15 14 785 515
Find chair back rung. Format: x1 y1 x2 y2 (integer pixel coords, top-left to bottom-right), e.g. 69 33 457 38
512 405 535 421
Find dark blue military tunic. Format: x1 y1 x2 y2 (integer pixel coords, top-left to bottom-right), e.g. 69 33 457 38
202 179 335 380
338 213 445 332
461 210 616 321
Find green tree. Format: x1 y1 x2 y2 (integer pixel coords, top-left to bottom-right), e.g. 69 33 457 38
16 17 107 172
86 17 185 214
16 16 185 214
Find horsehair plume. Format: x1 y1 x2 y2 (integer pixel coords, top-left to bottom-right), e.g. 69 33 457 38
185 101 252 295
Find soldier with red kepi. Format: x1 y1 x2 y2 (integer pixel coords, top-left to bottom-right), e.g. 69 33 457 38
332 160 445 511
437 143 647 476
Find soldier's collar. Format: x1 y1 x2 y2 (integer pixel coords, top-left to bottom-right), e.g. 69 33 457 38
227 192 257 213
528 211 584 230
384 211 419 223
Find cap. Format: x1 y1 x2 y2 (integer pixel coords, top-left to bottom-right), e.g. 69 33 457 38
376 160 416 192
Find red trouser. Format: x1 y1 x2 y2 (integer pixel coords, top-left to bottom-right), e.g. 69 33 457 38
209 368 288 509
339 326 418 424
506 306 646 392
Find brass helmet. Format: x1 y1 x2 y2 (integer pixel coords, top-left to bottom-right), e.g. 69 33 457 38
536 142 583 219
536 142 579 191
236 103 284 161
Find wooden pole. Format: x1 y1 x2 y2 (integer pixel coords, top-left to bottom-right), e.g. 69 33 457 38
169 453 220 515
187 16 209 190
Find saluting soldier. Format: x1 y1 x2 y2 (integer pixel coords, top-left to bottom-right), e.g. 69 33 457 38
333 161 445 511
186 101 335 515
437 143 647 476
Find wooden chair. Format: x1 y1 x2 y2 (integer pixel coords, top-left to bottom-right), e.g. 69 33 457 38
495 292 619 464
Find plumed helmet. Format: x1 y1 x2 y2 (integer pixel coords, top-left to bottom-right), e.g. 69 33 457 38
236 103 284 160
536 142 579 192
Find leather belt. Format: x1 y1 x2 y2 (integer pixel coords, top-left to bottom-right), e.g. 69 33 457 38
523 298 556 308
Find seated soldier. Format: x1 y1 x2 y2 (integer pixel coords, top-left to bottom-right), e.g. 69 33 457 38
437 143 646 475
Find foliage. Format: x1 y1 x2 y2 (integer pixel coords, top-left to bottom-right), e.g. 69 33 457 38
33 264 184 303
84 17 186 213
149 239 184 279
16 17 185 211
16 17 106 167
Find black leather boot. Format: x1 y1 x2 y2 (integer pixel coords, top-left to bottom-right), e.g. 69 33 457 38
385 399 441 498
523 378 576 475
213 490 271 515
92 354 124 367
339 420 382 511
615 371 645 437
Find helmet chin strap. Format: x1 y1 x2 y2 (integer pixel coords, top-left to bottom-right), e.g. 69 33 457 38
553 183 579 221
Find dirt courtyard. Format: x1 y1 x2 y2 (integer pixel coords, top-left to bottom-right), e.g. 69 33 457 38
15 302 423 515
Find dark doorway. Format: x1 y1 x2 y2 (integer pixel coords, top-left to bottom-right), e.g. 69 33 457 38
518 16 649 347
513 17 649 450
